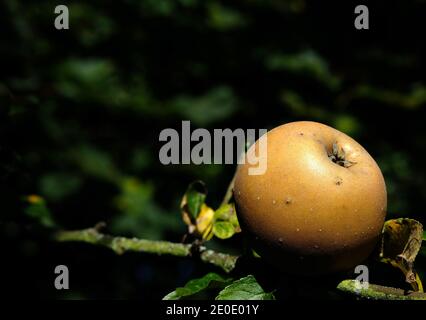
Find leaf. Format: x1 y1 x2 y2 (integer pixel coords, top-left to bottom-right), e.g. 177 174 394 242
181 181 207 221
196 204 215 240
214 203 234 220
265 50 340 89
214 203 241 233
213 204 241 239
40 173 82 201
112 178 181 239
163 273 232 300
252 250 261 258
70 144 122 183
181 181 216 240
24 195 55 228
379 218 424 292
213 221 235 240
216 275 275 300
181 183 241 241
350 84 426 109
172 87 237 126
207 2 247 30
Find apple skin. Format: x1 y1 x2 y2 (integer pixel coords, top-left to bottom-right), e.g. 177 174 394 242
234 121 387 275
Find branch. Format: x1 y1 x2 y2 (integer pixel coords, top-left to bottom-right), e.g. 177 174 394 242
55 227 239 273
337 280 426 300
55 228 426 299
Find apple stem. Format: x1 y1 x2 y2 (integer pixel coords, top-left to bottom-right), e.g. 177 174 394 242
329 143 356 168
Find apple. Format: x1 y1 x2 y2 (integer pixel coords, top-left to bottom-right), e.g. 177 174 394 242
233 121 387 275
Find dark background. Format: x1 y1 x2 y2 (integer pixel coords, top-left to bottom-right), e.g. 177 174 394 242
0 0 425 299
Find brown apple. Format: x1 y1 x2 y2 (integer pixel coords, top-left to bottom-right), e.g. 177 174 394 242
234 121 387 275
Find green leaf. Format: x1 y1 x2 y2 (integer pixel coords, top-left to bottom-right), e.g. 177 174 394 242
163 273 231 300
207 2 247 31
265 50 340 89
350 84 426 109
172 87 237 126
213 221 235 239
214 204 234 220
214 203 240 233
216 275 275 300
181 181 207 220
252 249 261 259
40 173 82 201
70 145 122 183
112 178 181 239
24 195 55 228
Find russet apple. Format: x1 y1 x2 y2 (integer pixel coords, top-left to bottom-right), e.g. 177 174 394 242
234 121 387 275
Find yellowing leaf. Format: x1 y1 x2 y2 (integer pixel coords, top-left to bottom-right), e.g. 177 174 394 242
196 204 215 240
182 211 196 234
180 181 240 241
181 181 208 236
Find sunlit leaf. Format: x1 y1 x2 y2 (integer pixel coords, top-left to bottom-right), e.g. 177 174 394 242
213 221 235 240
196 204 215 240
214 204 234 220
181 181 217 240
216 275 275 300
163 272 232 300
215 203 241 233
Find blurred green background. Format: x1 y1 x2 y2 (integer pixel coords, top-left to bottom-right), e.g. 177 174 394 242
0 0 425 299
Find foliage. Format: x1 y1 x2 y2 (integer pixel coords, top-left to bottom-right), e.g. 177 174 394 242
49 179 426 300
163 272 231 300
215 275 275 300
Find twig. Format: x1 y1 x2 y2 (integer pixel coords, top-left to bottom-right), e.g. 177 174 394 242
337 280 426 300
220 143 249 207
55 227 239 273
220 169 237 207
